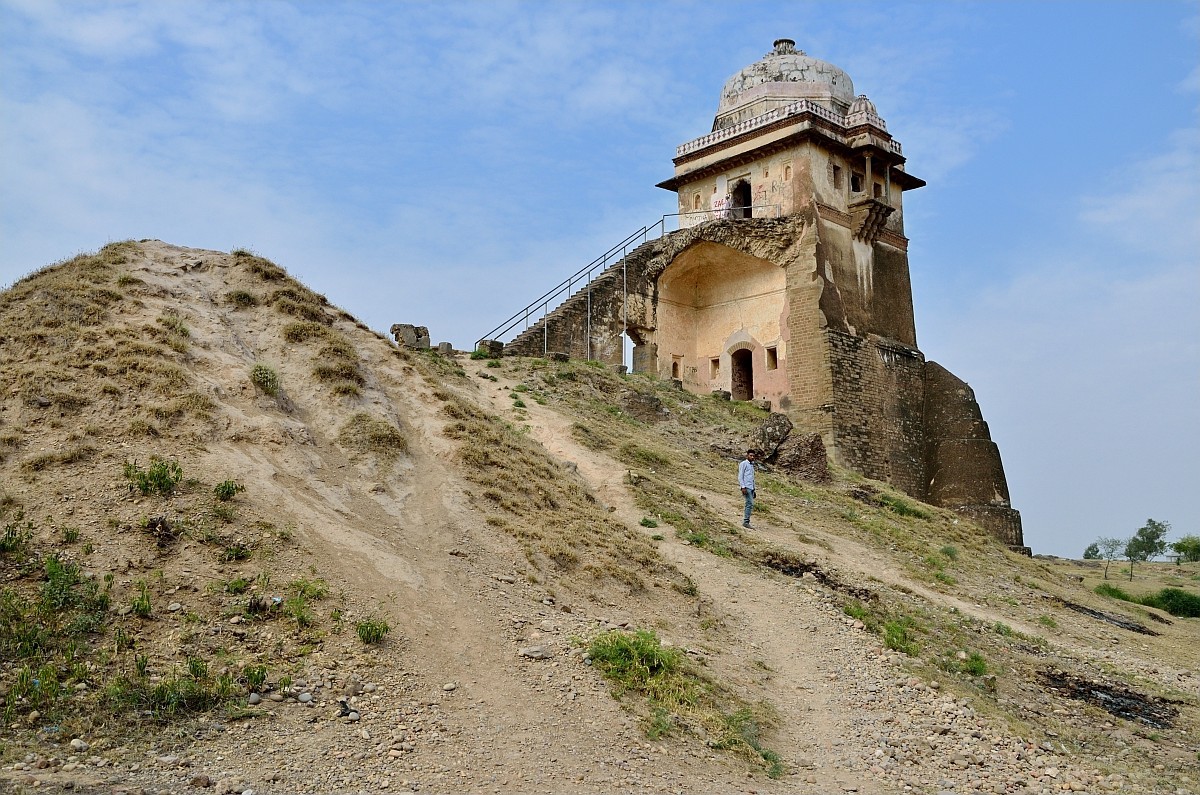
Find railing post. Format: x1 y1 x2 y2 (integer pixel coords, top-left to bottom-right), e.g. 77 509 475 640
622 245 628 372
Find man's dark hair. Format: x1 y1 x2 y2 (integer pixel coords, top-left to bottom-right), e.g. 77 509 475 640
746 449 756 456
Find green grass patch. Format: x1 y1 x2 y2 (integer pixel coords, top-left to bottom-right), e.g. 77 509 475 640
1096 583 1200 618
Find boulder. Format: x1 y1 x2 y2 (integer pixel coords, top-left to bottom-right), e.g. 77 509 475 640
773 432 830 482
756 412 793 458
620 389 665 423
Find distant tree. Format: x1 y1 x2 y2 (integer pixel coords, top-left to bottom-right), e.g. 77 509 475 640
1082 542 1100 560
1096 537 1125 579
1124 519 1170 581
1170 534 1200 563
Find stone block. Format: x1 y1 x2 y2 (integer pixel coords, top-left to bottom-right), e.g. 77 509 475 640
391 324 430 349
477 340 504 358
711 389 731 401
549 352 569 362
437 342 454 355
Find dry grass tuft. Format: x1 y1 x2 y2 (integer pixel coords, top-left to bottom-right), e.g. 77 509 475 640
439 394 677 589
337 413 407 460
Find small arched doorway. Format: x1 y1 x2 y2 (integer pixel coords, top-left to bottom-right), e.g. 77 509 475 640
730 180 752 218
730 348 754 400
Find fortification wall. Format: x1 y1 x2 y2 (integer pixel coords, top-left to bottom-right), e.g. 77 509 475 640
825 330 928 499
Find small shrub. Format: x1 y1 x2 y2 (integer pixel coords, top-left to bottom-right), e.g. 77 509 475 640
225 290 258 307
156 312 190 338
992 621 1013 637
124 458 183 496
60 526 80 544
226 578 251 594
356 618 390 644
281 321 329 343
588 629 696 706
640 517 659 528
289 578 328 600
1037 615 1057 628
486 360 502 368
220 543 252 562
879 493 931 519
131 583 152 618
283 596 313 628
962 652 988 676
214 480 245 501
242 664 268 691
1 513 33 555
883 619 919 655
250 364 280 396
939 545 959 561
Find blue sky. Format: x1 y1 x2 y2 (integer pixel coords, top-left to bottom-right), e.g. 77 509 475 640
2 0 1197 558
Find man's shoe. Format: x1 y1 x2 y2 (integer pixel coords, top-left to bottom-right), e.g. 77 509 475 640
742 522 752 529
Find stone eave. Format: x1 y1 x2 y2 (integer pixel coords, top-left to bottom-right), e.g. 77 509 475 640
657 113 924 193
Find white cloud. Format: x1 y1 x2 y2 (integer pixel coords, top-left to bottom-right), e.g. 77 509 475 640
1079 127 1200 262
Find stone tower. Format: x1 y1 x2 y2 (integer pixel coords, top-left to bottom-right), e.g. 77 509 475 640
501 40 1025 550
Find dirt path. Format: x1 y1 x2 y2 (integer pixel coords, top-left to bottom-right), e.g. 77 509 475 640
475 363 903 794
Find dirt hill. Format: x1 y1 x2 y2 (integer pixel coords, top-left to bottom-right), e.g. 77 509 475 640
0 241 1196 795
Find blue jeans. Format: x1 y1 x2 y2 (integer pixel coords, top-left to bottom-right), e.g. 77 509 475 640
742 488 755 525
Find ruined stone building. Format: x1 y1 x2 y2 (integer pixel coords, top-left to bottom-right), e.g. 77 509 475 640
500 40 1025 550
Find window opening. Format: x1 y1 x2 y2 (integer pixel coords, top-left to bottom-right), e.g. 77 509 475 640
851 173 864 193
765 347 778 371
783 164 792 181
730 179 752 219
832 165 843 190
873 182 883 198
710 358 720 379
671 358 681 379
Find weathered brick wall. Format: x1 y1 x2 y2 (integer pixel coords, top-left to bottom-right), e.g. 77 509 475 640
826 330 928 498
924 361 1025 549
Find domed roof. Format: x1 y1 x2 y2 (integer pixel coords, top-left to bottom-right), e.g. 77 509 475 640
848 94 877 116
716 39 856 119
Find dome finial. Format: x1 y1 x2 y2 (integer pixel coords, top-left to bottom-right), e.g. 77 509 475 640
772 39 801 56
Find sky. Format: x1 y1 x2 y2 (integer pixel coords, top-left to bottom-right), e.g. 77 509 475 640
1 0 1197 558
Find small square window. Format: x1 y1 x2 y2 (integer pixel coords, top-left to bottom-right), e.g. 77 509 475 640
765 347 778 371
851 173 864 193
873 182 883 198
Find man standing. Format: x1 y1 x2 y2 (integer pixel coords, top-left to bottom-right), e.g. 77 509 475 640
738 449 757 528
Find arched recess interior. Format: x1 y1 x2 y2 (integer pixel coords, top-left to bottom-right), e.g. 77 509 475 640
655 241 785 394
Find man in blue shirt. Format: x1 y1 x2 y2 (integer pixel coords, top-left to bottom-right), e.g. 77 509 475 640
738 449 757 528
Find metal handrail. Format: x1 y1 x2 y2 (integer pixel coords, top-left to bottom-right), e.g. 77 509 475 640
476 204 782 352
476 225 653 347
